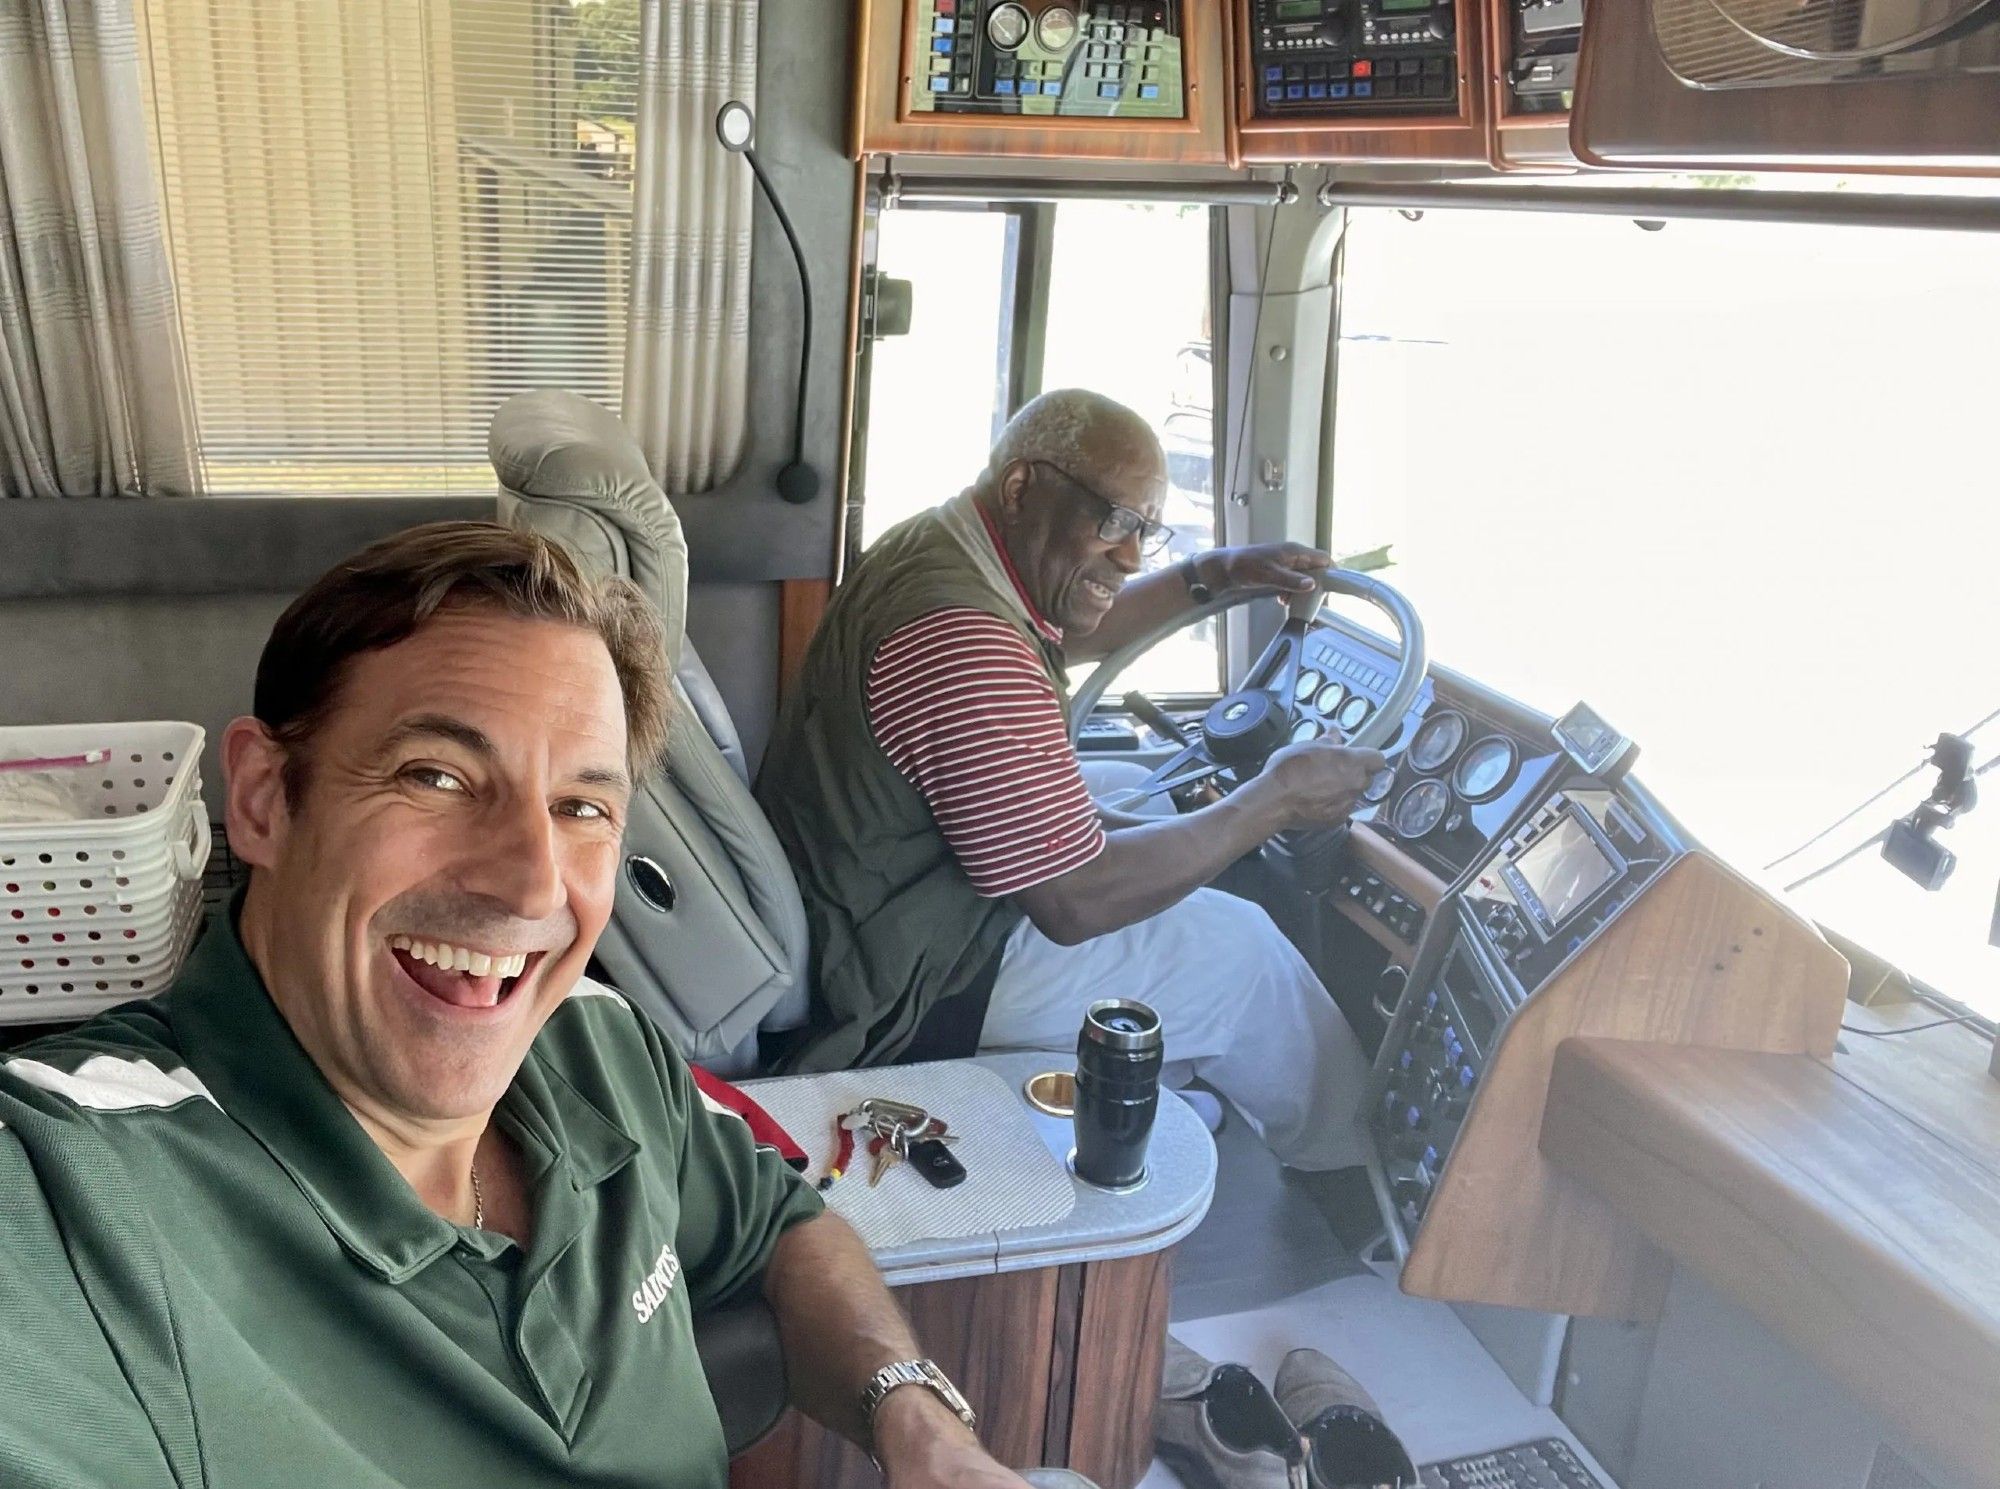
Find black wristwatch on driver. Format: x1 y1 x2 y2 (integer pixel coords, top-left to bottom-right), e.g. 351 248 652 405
1178 556 1215 605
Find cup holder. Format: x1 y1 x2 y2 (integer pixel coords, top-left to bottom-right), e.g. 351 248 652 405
1023 1070 1076 1117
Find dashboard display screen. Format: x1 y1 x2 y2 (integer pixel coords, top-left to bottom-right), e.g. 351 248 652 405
1514 815 1616 929
1275 0 1323 14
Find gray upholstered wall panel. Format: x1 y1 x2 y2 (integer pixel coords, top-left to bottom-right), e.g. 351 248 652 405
673 0 851 582
0 498 492 601
1 593 291 814
0 583 784 812
683 582 781 775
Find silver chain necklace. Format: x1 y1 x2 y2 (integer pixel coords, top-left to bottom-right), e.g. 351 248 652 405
469 1162 485 1230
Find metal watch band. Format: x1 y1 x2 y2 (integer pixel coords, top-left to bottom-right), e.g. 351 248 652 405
859 1358 977 1437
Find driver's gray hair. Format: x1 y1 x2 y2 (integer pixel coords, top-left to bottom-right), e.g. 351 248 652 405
987 388 1150 479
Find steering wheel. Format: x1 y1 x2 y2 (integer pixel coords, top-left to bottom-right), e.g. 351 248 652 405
1067 570 1428 815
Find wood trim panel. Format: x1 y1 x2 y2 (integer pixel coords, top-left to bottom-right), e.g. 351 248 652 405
1479 0 1577 169
728 1249 1176 1489
1399 849 1850 1320
1233 0 1492 164
1330 823 1449 966
1541 1038 2000 1489
852 0 1231 164
1833 1004 2000 1175
1064 1250 1174 1489
1569 0 2000 173
728 1266 1061 1488
778 578 833 701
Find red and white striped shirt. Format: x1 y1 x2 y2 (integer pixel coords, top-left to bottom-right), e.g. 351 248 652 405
865 535 1106 899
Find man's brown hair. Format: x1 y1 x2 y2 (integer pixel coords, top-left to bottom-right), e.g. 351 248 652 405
254 521 670 800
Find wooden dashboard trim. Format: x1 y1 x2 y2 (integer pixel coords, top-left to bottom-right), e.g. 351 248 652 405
1331 823 1448 966
1541 1037 2000 1489
1399 849 1850 1320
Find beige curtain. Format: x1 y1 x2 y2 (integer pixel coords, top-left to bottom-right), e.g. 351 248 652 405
622 0 758 496
0 0 200 498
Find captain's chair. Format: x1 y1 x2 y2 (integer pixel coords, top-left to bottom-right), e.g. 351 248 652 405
489 391 809 1075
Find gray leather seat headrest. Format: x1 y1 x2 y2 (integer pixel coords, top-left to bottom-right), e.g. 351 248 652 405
489 390 689 671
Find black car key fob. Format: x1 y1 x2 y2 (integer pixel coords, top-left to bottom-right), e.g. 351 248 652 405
905 1138 966 1189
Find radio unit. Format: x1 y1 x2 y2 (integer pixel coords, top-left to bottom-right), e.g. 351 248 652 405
1505 0 1583 112
1249 0 1458 115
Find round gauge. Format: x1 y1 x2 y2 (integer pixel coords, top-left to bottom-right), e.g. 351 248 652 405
1363 766 1397 803
986 1 1030 48
1316 681 1346 714
1294 669 1325 705
1392 779 1451 839
1409 711 1468 773
1336 694 1373 733
1290 719 1322 746
1453 734 1519 802
1035 4 1078 49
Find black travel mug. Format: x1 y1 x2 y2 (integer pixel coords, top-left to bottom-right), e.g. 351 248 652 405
1071 998 1164 1191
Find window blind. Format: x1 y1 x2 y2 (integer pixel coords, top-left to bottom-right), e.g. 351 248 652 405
131 0 752 497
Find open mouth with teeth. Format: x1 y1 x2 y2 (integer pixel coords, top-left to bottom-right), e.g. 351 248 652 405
387 935 535 1011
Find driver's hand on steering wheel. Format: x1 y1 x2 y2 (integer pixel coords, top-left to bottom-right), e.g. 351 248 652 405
1259 738 1389 828
1203 541 1334 595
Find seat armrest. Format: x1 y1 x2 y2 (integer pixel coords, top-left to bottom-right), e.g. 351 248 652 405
695 1293 791 1458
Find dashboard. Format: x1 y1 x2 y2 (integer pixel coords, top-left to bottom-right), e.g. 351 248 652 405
1252 617 1563 886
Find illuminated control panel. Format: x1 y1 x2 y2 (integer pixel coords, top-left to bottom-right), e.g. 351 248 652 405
910 0 1188 118
1248 0 1457 114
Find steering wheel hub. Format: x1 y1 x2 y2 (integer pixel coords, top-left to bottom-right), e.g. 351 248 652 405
1202 690 1288 768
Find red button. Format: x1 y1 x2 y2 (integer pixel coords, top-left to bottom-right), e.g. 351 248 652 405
1352 59 1373 77
937 0 954 11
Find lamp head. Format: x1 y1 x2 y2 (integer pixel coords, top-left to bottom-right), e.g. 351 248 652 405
715 100 755 153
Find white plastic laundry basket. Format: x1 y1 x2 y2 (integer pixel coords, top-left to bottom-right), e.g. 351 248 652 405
0 722 210 1021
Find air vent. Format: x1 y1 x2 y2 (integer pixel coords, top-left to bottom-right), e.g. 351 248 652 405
1867 1443 1941 1489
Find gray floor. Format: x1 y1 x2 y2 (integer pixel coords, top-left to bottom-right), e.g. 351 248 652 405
1144 1267 1621 1489
1169 1103 1368 1324
1155 1109 1621 1489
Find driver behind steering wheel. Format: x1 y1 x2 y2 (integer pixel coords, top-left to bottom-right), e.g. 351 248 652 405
757 390 1385 1171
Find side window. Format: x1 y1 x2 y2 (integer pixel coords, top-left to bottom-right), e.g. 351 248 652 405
1042 202 1218 696
856 208 1020 548
853 200 1221 694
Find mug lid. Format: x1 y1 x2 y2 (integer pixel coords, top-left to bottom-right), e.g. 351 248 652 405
1082 998 1163 1052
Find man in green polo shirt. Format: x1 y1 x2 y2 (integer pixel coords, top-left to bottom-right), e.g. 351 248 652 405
0 523 1045 1489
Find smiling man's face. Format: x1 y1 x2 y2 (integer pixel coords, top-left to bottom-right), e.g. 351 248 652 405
227 605 632 1130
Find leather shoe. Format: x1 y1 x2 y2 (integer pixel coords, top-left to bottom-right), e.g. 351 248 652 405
1156 1337 1306 1489
1271 1349 1416 1489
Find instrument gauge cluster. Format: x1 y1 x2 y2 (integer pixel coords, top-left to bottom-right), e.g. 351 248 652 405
1453 734 1519 802
1408 710 1467 773
1392 779 1451 839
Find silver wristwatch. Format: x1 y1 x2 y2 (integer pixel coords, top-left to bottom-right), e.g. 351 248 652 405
859 1358 977 1438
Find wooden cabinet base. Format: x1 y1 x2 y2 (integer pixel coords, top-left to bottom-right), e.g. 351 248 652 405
730 1248 1174 1489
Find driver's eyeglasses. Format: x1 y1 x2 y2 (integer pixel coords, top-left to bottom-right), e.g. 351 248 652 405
1032 460 1174 557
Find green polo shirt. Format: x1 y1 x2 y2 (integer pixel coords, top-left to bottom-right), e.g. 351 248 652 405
0 907 823 1489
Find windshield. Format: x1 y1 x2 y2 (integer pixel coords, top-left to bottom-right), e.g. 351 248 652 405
1328 205 2000 1019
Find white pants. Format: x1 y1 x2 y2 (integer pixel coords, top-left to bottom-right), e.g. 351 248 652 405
979 887 1373 1171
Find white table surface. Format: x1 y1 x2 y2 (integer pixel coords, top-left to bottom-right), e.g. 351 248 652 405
746 1052 1218 1286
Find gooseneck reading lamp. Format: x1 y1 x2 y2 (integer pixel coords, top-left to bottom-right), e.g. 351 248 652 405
715 100 819 505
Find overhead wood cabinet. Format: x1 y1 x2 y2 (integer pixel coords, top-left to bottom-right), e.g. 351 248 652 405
1570 0 2000 171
